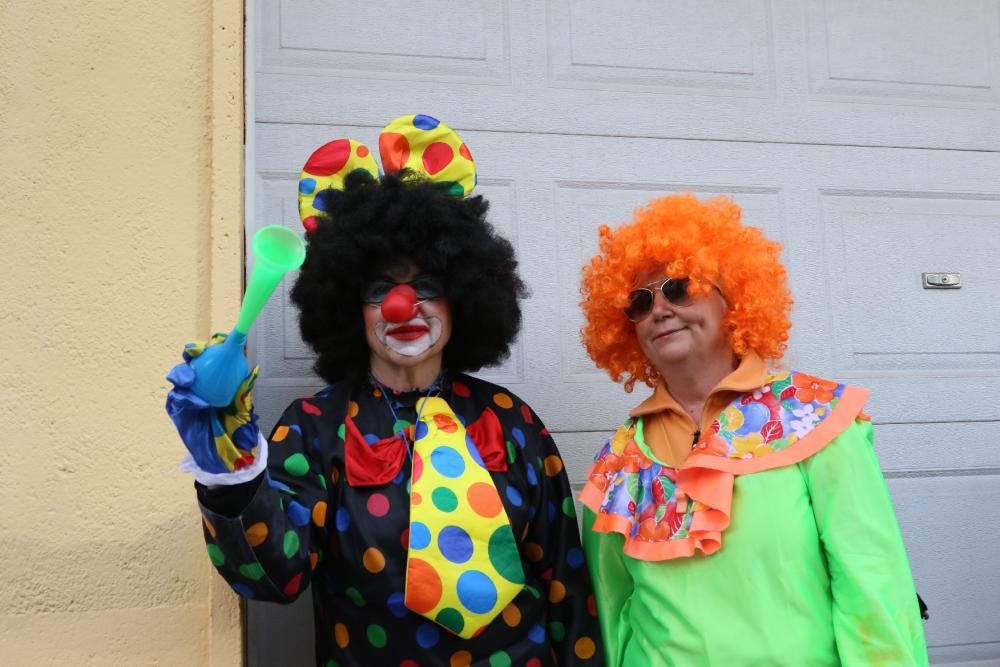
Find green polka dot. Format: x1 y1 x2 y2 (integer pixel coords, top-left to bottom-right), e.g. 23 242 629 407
406 478 412 495
562 497 577 518
239 563 264 581
284 453 310 477
206 544 225 567
283 531 300 558
431 487 458 512
366 624 386 648
536 456 544 471
436 607 464 634
506 440 517 463
346 587 367 607
489 651 512 667
488 526 524 584
549 621 566 642
325 660 339 667
525 585 541 599
317 473 327 490
436 180 465 197
392 419 411 435
337 423 346 440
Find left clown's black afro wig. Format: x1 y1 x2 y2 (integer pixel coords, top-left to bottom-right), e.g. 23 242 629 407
290 169 528 384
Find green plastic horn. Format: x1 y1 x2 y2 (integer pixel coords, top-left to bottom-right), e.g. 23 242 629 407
236 225 307 334
190 225 306 406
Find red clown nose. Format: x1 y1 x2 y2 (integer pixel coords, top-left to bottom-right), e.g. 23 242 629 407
380 284 419 323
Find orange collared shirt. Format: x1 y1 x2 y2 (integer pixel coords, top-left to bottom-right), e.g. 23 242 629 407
629 352 769 467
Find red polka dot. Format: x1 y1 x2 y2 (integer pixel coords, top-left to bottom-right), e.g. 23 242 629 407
404 558 442 613
401 661 420 667
302 216 319 234
459 143 473 161
527 660 542 667
422 142 454 175
452 380 470 397
587 594 597 616
520 405 533 424
379 132 410 173
283 573 303 596
400 528 409 549
301 401 322 416
367 493 390 517
356 144 369 157
412 451 424 484
434 413 458 433
304 139 351 177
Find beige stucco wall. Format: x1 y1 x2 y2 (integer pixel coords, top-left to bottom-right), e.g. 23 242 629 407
0 1 245 664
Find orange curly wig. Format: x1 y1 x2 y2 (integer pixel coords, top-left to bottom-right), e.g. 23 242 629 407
580 193 793 392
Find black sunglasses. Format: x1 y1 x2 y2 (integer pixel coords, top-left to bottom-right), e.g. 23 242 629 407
624 278 693 322
362 274 446 304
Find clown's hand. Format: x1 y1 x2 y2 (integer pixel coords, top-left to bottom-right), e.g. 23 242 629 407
166 334 265 484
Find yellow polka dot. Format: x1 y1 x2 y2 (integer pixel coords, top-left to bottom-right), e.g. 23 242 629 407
544 455 564 476
245 522 268 547
203 517 217 539
363 547 386 573
312 501 328 527
309 551 318 570
549 580 566 603
524 542 544 562
450 651 472 667
272 425 290 442
347 401 360 417
331 467 341 485
492 392 513 409
501 603 521 627
334 623 349 648
575 636 597 659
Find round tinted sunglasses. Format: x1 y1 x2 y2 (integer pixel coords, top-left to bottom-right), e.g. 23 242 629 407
624 278 693 322
362 274 446 304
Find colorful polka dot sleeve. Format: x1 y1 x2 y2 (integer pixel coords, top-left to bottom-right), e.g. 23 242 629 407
196 373 604 666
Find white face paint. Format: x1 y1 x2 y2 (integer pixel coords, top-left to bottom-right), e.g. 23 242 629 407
373 316 443 358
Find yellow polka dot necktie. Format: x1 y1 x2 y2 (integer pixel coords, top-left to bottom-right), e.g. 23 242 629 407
403 397 525 638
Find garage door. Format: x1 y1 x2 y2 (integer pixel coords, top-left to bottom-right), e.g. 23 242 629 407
247 2 1000 664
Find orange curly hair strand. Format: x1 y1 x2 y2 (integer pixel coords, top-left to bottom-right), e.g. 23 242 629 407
580 193 793 392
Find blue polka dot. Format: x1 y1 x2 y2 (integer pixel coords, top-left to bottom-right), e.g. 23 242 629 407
456 570 497 614
364 433 380 445
526 464 537 486
413 114 440 130
299 178 317 195
387 592 407 618
410 522 431 550
312 193 327 212
430 446 465 478
392 468 405 485
528 623 546 644
415 623 440 648
230 583 255 598
547 501 556 521
527 506 537 521
415 421 429 440
286 500 311 527
289 424 302 435
466 434 485 468
438 526 473 564
512 427 526 448
506 486 523 507
335 507 350 532
266 477 292 493
567 548 585 569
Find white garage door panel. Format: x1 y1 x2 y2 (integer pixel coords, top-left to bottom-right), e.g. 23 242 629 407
254 124 1000 433
255 0 1000 150
891 475 1000 664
